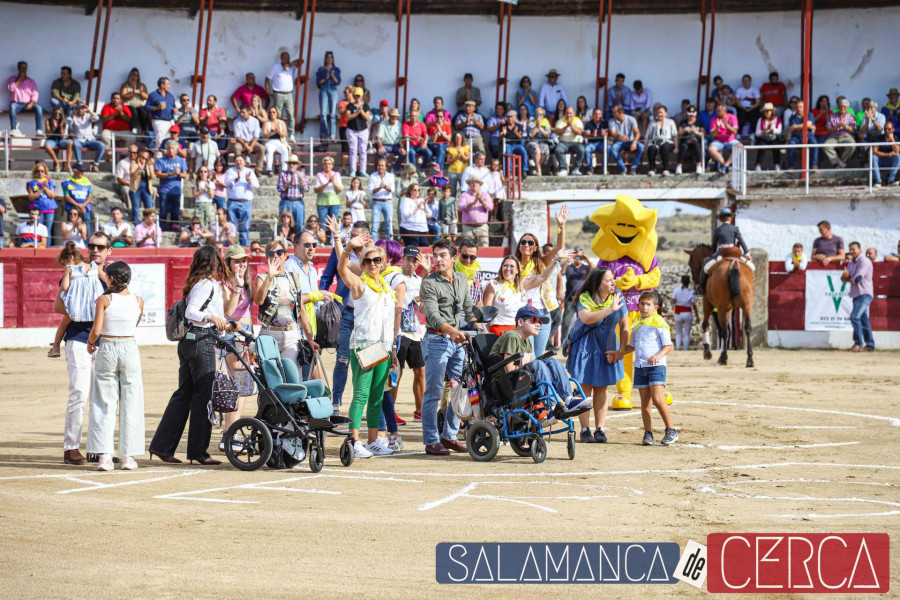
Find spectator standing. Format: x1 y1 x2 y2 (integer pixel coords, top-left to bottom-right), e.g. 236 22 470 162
759 72 787 116
786 100 818 170
676 105 704 174
199 95 229 150
173 94 200 144
445 132 471 195
313 156 343 243
276 155 308 232
883 88 900 130
538 69 568 116
734 74 761 135
266 52 301 143
368 158 395 239
26 162 57 245
189 127 221 175
754 103 783 170
351 74 371 105
316 51 341 139
455 73 482 110
147 77 176 151
120 68 150 134
262 105 289 176
606 73 632 115
103 207 134 248
811 220 845 265
453 100 485 154
707 103 739 172
872 121 900 187
345 178 366 225
192 167 216 229
644 105 677 176
631 80 652 133
345 88 372 177
553 106 587 176
842 242 875 352
225 155 259 246
129 148 155 224
398 183 430 247
516 76 538 117
671 275 697 351
59 233 111 464
784 242 808 273
99 92 134 153
232 105 265 174
7 61 44 136
457 177 493 247
607 104 643 175
583 108 608 174
68 103 105 171
62 163 95 230
50 66 81 118
230 73 268 114
823 98 857 169
154 141 188 231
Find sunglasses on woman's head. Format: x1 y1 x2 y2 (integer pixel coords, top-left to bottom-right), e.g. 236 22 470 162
266 249 285 257
519 239 536 247
460 253 477 261
87 243 108 251
363 256 383 266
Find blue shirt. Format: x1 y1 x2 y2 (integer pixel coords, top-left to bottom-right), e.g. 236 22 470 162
630 317 672 368
155 155 188 195
486 113 506 144
28 179 57 213
316 66 341 90
61 177 92 213
698 109 716 134
147 90 175 121
788 113 814 140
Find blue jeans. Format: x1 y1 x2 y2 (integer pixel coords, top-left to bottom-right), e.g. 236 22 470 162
9 101 45 131
316 204 341 244
407 145 432 170
379 391 396 433
788 136 819 168
633 365 667 388
371 199 393 239
73 139 106 165
429 143 448 171
318 87 338 139
160 190 181 231
332 307 355 406
505 141 529 174
609 140 645 172
45 138 72 155
532 310 552 357
585 140 605 169
872 154 900 184
130 181 153 224
228 199 251 246
40 211 55 246
527 359 571 407
279 199 305 235
422 334 464 446
213 196 227 211
850 295 875 349
427 219 441 242
50 97 75 118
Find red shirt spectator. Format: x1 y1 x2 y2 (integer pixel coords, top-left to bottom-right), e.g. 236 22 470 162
403 117 428 147
428 120 452 143
200 103 227 134
760 72 787 108
100 102 132 131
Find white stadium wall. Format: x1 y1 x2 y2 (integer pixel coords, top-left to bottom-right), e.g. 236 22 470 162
1 3 899 127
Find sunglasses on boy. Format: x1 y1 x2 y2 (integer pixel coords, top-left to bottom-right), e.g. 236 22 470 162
266 249 286 258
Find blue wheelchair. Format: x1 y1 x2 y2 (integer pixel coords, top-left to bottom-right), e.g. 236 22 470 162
216 327 355 472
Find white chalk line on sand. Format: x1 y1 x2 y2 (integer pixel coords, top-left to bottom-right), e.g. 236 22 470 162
698 484 900 520
677 400 900 427
417 480 633 513
775 425 857 430
716 441 860 451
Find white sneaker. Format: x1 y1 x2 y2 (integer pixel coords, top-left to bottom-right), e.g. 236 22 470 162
648 170 656 177
353 440 373 458
9 126 24 138
754 164 762 171
528 159 535 169
675 165 683 175
121 456 138 470
662 170 670 176
557 170 568 177
289 133 296 144
366 440 395 456
874 183 882 188
97 454 114 471
36 129 45 137
696 164 703 174
775 164 781 171
388 435 404 451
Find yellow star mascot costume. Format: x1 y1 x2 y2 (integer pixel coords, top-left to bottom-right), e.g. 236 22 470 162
590 194 670 410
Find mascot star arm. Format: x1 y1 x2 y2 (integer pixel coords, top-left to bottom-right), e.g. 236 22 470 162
633 265 661 290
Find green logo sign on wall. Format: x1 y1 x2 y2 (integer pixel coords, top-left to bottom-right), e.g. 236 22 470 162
825 275 847 313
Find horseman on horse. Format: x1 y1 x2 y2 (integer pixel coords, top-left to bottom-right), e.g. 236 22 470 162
699 208 753 294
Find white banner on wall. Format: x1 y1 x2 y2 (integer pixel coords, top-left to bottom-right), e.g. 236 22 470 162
129 263 166 327
804 270 852 331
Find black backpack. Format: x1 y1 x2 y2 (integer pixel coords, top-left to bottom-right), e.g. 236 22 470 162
315 300 342 349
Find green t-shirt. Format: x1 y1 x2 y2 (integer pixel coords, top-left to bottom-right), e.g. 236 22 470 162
490 329 533 359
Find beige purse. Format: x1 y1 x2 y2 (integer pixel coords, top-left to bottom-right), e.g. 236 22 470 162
355 342 390 371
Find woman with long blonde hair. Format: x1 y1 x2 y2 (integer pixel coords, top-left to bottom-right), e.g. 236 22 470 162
482 253 569 337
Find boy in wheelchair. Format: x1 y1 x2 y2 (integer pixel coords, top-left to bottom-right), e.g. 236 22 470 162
488 306 591 421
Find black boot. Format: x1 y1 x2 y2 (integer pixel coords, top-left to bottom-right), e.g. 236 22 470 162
553 402 590 420
698 271 708 295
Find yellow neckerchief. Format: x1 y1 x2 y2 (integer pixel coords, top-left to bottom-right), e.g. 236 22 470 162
361 271 397 302
454 257 482 283
886 101 900 111
68 175 92 186
792 251 805 262
632 313 670 335
521 258 536 278
500 277 519 294
579 291 614 312
382 265 402 278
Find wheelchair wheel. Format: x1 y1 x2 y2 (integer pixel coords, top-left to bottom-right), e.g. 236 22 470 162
466 421 500 462
225 418 273 471
339 437 355 467
509 436 533 458
530 435 547 464
567 430 576 460
308 444 324 473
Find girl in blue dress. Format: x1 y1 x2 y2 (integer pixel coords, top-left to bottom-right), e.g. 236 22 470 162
566 267 628 444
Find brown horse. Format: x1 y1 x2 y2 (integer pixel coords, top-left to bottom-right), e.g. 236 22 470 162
685 244 755 367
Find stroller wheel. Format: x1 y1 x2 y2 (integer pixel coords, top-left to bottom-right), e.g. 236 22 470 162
339 437 355 467
530 435 547 464
308 444 324 473
567 430 576 460
509 436 533 458
225 418 273 471
466 421 500 462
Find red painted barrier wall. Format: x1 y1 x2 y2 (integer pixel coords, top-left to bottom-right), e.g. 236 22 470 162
768 261 900 331
0 246 510 329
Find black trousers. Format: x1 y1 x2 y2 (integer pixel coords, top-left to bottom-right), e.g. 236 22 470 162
755 137 781 169
679 139 701 164
646 142 674 171
149 332 216 460
129 106 151 133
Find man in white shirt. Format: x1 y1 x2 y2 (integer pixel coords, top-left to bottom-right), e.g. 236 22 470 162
734 74 761 134
285 230 320 294
368 157 396 239
538 68 568 115
265 52 301 143
460 151 491 193
16 207 48 248
231 105 265 174
68 103 105 170
189 127 221 174
225 155 260 246
102 207 134 247
115 144 136 206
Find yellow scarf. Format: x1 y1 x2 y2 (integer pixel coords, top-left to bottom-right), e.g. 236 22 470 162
521 258 536 278
579 291 614 312
633 313 670 334
454 257 482 283
361 271 397 302
501 279 519 294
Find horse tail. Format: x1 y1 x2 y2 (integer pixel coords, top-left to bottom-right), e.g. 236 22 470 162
727 266 742 298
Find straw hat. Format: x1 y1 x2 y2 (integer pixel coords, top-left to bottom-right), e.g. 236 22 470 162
287 154 302 164
546 68 560 78
761 102 775 113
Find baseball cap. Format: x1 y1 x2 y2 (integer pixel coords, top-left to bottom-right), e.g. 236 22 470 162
71 162 86 172
464 100 476 106
380 99 389 107
353 87 364 97
403 245 420 258
515 305 550 324
199 126 210 134
169 124 180 133
224 245 248 261
687 105 698 115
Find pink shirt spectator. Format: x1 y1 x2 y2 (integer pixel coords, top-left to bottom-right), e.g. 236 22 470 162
134 221 162 248
315 170 342 194
225 285 253 319
846 255 873 298
826 112 855 134
424 109 451 126
710 113 738 143
457 191 493 225
231 84 267 109
402 120 428 147
7 76 39 103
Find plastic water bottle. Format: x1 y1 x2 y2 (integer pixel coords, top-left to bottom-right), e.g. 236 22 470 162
389 368 399 388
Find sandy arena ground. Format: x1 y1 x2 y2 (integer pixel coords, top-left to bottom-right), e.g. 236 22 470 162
1 345 898 598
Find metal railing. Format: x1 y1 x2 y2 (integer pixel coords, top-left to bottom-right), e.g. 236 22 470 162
732 140 889 195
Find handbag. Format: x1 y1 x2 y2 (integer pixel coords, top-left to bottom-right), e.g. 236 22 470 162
166 288 214 342
233 367 257 397
297 339 314 366
355 342 390 371
208 352 239 425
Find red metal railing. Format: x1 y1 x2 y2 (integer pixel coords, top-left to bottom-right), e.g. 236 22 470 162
395 0 411 111
503 153 522 199
294 0 317 134
495 2 513 105
85 0 113 112
190 0 215 107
